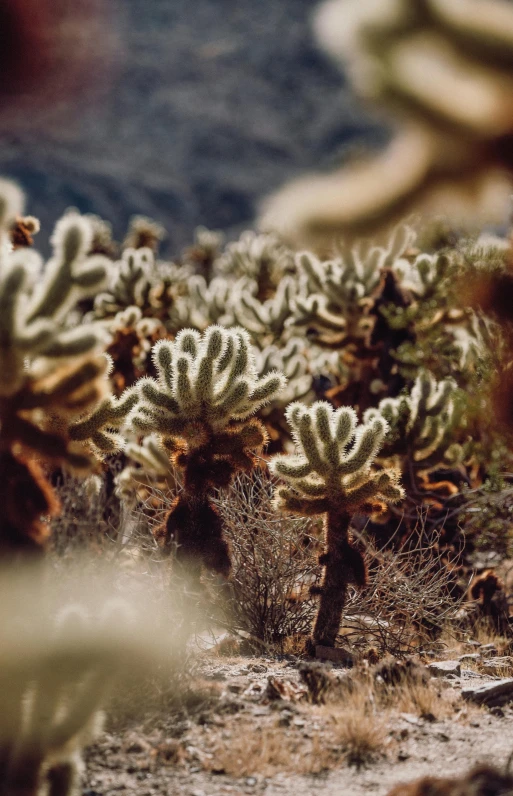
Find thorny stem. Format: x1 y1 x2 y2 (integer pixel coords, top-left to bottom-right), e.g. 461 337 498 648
311 510 354 649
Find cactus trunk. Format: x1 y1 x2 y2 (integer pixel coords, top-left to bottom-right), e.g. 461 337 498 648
311 510 359 649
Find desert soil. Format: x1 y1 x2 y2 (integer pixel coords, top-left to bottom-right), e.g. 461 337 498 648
84 652 513 796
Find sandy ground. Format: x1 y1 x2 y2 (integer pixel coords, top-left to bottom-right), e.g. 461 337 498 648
83 653 513 796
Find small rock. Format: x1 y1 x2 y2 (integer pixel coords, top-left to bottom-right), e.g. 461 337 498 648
481 657 513 674
397 751 410 761
399 713 421 725
250 664 268 673
428 660 461 677
458 654 481 663
315 645 354 665
245 777 258 786
123 734 151 754
465 640 482 648
462 678 513 707
489 706 505 717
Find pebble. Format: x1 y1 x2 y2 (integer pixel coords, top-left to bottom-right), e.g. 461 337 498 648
462 678 513 706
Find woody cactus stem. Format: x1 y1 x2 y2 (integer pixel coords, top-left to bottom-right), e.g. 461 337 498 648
270 402 404 651
130 325 286 582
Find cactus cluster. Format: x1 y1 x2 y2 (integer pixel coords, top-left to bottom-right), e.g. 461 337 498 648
214 230 295 299
365 371 457 464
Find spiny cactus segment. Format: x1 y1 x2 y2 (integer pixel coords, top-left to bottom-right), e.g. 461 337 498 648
270 401 403 650
364 370 457 464
214 230 294 298
232 275 297 342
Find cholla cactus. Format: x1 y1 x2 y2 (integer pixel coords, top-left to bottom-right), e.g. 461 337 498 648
392 251 450 299
94 247 188 323
256 338 312 408
172 274 236 330
270 401 403 650
254 338 314 452
94 248 155 317
260 0 513 247
364 371 457 464
232 275 297 342
181 226 225 280
290 225 415 346
0 569 177 796
101 306 165 395
0 183 136 554
214 230 294 299
129 326 286 579
115 434 179 506
123 214 166 253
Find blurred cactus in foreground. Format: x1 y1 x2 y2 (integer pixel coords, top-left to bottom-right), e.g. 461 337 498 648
270 401 403 651
261 0 513 249
0 567 178 796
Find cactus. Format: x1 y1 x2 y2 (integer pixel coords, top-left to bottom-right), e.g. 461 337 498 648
362 372 465 549
181 226 225 281
129 325 286 580
254 338 314 452
93 247 189 324
289 225 416 351
260 0 513 248
0 182 137 554
364 371 457 465
270 401 403 650
232 275 297 343
123 214 166 254
0 569 175 796
214 230 294 300
172 274 237 331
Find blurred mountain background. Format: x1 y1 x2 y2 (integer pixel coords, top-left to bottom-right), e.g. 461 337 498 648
0 0 385 254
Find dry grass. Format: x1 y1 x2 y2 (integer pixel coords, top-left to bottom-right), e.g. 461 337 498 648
324 686 389 767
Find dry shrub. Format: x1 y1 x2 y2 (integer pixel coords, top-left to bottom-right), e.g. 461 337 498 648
341 526 465 656
211 468 321 648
